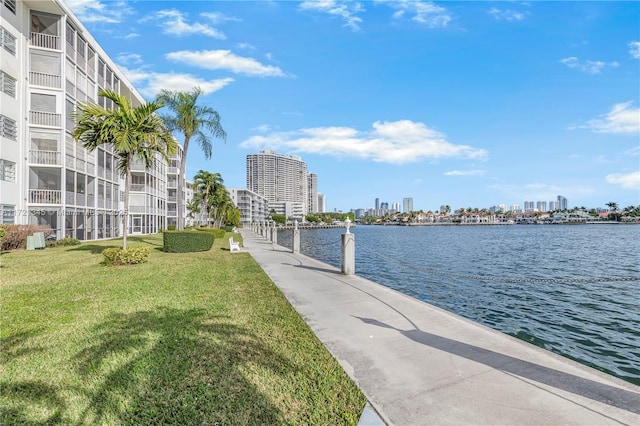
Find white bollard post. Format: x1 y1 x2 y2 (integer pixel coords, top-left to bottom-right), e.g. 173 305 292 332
341 217 355 275
271 221 278 245
292 219 300 253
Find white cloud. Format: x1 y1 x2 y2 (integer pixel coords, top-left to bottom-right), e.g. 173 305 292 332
119 66 234 98
123 33 140 40
200 12 241 24
298 1 365 31
240 120 487 164
489 8 526 22
141 9 226 39
252 124 279 133
630 41 640 59
380 0 451 28
605 171 640 190
236 42 256 50
66 0 132 23
445 169 485 176
560 56 619 74
116 52 143 65
166 50 287 77
582 101 640 134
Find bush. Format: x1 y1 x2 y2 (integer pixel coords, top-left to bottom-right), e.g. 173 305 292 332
46 238 81 248
0 227 5 244
0 225 50 251
163 231 214 253
195 227 226 239
167 224 177 231
103 246 151 266
221 225 234 233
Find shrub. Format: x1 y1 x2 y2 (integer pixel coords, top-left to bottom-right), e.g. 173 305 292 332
195 228 226 239
103 247 151 266
167 224 177 231
0 227 5 244
221 225 234 233
0 225 50 251
163 231 214 253
46 238 81 248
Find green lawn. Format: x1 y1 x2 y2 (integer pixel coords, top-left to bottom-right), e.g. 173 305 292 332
0 233 366 425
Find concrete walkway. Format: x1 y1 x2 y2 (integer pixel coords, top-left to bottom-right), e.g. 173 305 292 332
239 229 640 426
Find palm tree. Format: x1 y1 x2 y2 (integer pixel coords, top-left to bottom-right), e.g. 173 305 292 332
156 87 226 230
73 90 177 250
606 201 619 212
192 170 224 227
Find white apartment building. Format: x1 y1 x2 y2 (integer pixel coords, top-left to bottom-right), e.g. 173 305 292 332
0 0 176 239
317 192 326 213
246 149 310 220
403 197 413 213
307 172 318 213
227 187 268 226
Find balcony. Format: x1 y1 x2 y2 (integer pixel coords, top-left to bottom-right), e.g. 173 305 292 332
130 184 145 192
30 150 61 165
30 32 60 50
30 71 62 89
30 111 61 127
29 189 62 204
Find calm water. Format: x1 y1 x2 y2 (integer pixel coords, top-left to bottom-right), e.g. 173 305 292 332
278 224 640 385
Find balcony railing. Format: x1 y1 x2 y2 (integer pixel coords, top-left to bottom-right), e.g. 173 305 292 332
30 32 60 50
167 194 177 202
30 71 62 88
168 167 179 174
130 184 145 192
29 150 61 165
167 210 177 217
29 189 61 204
30 111 61 127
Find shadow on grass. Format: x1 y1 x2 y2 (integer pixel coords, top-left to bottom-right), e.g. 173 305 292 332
70 244 120 255
73 307 292 425
0 381 67 425
0 329 45 362
1 330 67 425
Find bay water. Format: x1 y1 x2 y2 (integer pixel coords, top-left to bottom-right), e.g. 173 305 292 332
277 224 640 386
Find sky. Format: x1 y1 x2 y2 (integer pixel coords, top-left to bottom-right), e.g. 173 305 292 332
66 0 640 213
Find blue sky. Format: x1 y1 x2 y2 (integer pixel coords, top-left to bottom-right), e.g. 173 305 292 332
67 0 640 212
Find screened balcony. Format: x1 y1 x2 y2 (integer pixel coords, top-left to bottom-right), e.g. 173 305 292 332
30 12 61 50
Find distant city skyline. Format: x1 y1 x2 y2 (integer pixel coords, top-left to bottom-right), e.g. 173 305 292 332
67 1 640 211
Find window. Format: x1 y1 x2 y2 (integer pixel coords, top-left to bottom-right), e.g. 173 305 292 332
31 93 57 113
3 0 16 15
0 159 16 182
0 115 17 140
1 205 15 224
31 50 62 75
1 71 16 97
1 26 17 56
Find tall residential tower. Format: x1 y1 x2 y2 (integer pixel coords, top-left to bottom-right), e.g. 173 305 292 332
246 150 309 219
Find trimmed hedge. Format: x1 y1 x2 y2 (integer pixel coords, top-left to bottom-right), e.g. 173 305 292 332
103 247 151 266
46 238 81 248
163 230 214 253
195 228 226 239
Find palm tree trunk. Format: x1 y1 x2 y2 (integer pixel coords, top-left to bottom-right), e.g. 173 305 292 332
178 137 190 230
123 161 131 250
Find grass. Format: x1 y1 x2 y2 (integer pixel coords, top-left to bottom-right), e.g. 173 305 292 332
0 233 366 425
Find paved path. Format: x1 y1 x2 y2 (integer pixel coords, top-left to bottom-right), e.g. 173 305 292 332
239 229 640 426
